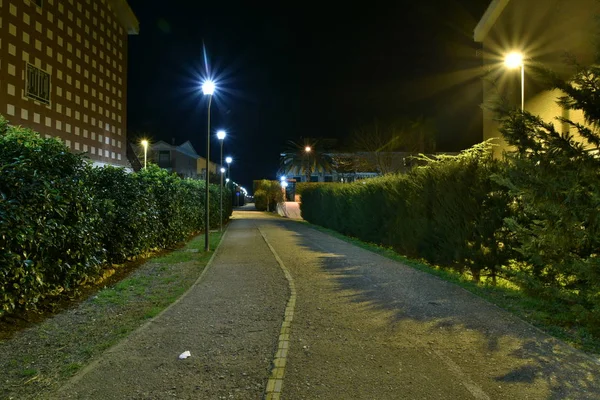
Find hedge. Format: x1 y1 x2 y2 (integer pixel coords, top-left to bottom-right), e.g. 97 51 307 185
300 142 513 281
0 117 231 316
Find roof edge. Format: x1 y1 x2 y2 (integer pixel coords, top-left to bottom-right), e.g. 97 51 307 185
474 0 511 42
107 0 139 35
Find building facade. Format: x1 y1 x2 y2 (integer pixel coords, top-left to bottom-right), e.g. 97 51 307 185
143 140 200 178
196 155 220 179
474 0 599 156
0 0 138 167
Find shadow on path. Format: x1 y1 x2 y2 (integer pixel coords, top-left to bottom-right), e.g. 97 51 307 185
268 217 600 400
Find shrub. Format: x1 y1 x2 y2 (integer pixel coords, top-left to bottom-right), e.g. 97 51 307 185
0 119 104 314
254 189 268 211
0 117 231 316
300 142 513 281
253 180 283 211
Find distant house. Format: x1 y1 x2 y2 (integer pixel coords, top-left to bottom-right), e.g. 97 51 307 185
196 156 220 180
474 0 600 156
145 140 200 178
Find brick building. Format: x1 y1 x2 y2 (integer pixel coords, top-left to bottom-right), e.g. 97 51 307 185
0 0 138 167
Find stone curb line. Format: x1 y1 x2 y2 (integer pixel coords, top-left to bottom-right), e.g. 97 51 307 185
58 227 229 389
259 227 296 400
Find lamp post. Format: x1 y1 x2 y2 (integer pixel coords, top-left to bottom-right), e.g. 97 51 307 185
304 146 312 182
225 156 232 207
505 52 524 111
217 130 226 232
202 80 215 252
141 139 148 169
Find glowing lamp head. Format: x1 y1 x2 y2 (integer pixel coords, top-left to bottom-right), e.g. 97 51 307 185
202 80 216 95
226 178 230 183
280 176 286 181
225 156 232 164
281 181 288 188
217 130 226 140
220 167 226 173
305 146 312 153
141 139 148 148
504 52 523 69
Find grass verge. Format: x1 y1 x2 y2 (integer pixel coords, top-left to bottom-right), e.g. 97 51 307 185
0 231 223 400
305 222 600 356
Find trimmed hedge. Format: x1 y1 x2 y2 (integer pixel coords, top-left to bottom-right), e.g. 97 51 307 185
253 180 283 211
0 117 231 315
300 142 513 281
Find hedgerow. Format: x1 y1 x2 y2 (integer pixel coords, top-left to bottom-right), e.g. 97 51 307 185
0 117 230 316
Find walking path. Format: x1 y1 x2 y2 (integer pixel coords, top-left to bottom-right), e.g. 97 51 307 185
48 209 600 399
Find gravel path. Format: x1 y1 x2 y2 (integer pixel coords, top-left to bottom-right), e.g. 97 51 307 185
46 214 288 400
48 210 600 399
258 217 600 400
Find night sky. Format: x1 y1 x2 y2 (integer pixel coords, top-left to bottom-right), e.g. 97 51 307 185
126 0 489 192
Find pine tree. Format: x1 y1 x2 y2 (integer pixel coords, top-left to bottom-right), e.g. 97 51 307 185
493 59 600 334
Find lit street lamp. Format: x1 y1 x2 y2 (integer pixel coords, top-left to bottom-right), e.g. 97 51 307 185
225 156 232 184
141 139 148 169
202 79 215 251
217 130 226 232
505 52 524 111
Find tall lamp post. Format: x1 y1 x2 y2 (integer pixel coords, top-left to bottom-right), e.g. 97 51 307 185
141 139 148 169
304 146 312 182
216 130 226 232
202 80 215 251
225 156 233 207
505 52 524 111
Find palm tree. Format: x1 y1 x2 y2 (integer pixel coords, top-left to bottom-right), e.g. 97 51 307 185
279 138 333 182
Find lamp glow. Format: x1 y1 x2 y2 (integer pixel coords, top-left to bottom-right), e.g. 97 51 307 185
280 176 286 181
305 146 312 153
217 130 226 140
202 80 216 95
141 139 149 169
504 52 523 69
225 156 232 164
221 167 226 173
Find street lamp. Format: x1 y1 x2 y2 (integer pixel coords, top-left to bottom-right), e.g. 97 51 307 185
505 52 524 111
225 156 233 207
305 146 312 153
225 156 232 183
216 130 226 232
140 139 148 169
202 79 215 251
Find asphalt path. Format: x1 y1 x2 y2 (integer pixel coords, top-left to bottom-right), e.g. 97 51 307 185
49 209 600 399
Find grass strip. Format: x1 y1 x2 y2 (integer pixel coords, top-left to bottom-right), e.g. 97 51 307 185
304 222 600 356
0 232 222 400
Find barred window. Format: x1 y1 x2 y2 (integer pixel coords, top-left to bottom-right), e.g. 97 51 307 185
26 63 51 105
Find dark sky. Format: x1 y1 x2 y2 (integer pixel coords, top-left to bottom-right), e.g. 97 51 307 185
126 0 489 191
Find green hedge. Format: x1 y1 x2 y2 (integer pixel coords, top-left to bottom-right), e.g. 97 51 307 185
0 117 231 315
253 180 283 211
300 142 513 281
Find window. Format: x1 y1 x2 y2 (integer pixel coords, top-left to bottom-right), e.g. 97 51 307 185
26 63 51 105
34 0 43 7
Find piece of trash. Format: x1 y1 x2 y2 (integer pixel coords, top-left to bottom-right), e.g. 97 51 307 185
178 351 191 359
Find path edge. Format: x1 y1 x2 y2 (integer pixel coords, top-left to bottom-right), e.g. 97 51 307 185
55 226 231 390
259 227 297 400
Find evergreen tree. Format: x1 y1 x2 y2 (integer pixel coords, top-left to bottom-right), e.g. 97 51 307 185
493 59 600 334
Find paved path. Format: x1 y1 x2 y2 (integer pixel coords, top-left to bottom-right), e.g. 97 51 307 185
50 210 600 399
